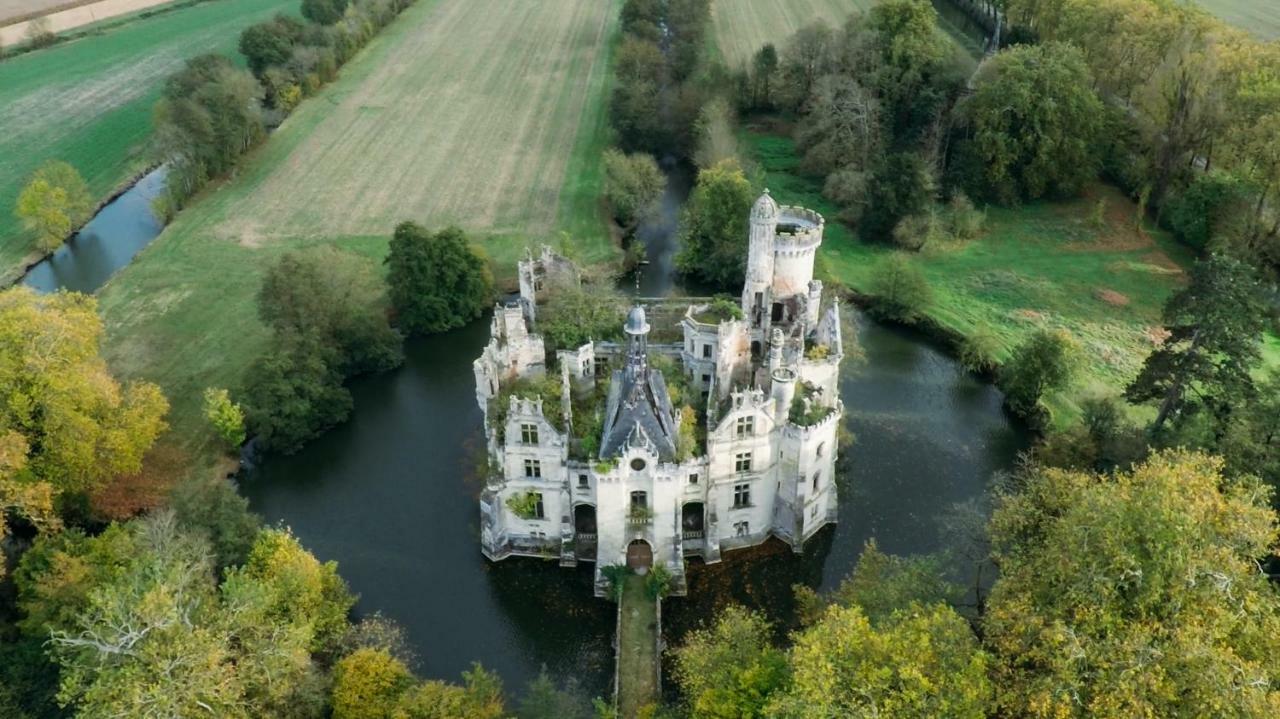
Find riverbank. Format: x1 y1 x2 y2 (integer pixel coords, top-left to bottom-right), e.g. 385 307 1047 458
744 128 1208 428
0 0 295 279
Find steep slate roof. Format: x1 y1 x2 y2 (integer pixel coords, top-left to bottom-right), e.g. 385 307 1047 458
600 367 678 461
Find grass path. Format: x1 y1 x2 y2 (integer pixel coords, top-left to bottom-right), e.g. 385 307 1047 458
98 0 619 459
616 574 658 718
0 0 295 280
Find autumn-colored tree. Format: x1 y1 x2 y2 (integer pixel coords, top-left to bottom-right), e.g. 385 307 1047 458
984 451 1280 718
671 605 789 718
769 603 991 719
0 288 168 498
15 160 93 252
203 387 246 449
332 648 415 719
0 431 56 580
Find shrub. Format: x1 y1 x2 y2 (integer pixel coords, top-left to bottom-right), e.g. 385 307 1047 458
999 328 1080 417
959 327 1001 374
946 192 985 241
645 563 672 599
504 492 541 520
202 387 246 449
1164 170 1252 251
599 564 629 602
603 148 666 231
891 209 946 251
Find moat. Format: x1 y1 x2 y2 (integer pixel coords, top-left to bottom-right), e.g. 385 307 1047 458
240 306 1029 694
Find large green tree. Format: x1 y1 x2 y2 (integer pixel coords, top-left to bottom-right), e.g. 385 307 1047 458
386 222 493 336
984 451 1280 718
671 605 789 719
15 160 94 252
602 149 665 232
961 42 1105 202
999 328 1080 418
258 246 403 375
675 160 755 289
1125 254 1267 430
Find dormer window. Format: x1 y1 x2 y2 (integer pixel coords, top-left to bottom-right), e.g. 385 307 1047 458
735 452 752 473
520 423 539 444
735 416 754 438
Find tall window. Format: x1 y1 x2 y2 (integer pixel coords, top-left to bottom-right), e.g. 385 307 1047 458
733 483 751 508
578 474 589 488
520 423 539 444
816 442 825 458
524 459 541 478
630 490 647 509
735 452 752 473
735 416 754 438
702 344 712 358
533 492 545 519
812 470 821 492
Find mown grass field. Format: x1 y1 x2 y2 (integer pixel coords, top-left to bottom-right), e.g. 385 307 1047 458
749 132 1196 426
1197 0 1280 39
0 0 295 281
98 0 619 454
710 0 981 75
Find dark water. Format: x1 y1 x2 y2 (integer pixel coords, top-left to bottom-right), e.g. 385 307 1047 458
630 164 694 297
23 167 167 294
242 305 1029 696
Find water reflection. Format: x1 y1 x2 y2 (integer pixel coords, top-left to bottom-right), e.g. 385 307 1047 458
24 168 167 294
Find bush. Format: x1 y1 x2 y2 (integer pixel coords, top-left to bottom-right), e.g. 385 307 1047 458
867 253 933 323
1164 170 1252 251
861 153 933 243
645 563 672 599
302 0 349 25
891 209 946 251
202 387 246 449
945 192 985 241
599 564 630 602
999 328 1080 417
387 222 493 336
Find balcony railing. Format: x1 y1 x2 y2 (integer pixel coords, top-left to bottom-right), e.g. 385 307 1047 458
682 530 704 540
627 515 653 527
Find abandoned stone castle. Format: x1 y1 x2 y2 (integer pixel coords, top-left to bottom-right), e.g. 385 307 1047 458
475 191 845 596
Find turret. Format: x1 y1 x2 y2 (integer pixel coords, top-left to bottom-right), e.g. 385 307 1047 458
742 190 778 328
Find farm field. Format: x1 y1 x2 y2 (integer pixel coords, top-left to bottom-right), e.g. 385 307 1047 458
0 0 294 282
1197 0 1280 39
98 0 619 455
748 131 1197 427
711 0 981 74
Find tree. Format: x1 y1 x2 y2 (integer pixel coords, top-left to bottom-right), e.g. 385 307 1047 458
169 476 260 570
301 0 349 25
672 605 789 718
692 98 740 170
391 666 506 719
749 44 779 109
999 328 1079 417
961 42 1104 202
27 513 328 719
602 149 665 231
861 152 932 242
258 246 403 375
538 282 625 352
1164 170 1252 250
15 160 93 252
386 222 493 336
203 387 246 449
1125 255 1267 431
823 541 958 626
332 648 414 719
984 451 1280 718
0 432 56 581
518 671 591 719
863 0 951 136
769 604 991 719
867 253 933 323
778 22 835 110
795 75 882 177
243 331 353 454
675 160 755 288
238 15 304 77
0 288 168 497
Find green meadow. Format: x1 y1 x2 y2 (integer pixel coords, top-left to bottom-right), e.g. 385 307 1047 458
0 0 295 281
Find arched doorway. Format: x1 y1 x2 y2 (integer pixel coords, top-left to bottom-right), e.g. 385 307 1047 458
626 539 653 572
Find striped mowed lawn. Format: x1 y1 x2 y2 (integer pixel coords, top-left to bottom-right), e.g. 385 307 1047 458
0 0 296 281
711 0 874 65
98 0 619 454
1196 0 1280 40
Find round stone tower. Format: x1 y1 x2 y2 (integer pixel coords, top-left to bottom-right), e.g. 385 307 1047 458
742 189 779 328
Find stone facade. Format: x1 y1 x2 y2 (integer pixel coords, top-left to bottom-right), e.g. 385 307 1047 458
476 192 844 597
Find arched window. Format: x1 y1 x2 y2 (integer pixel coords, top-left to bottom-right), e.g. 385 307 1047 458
815 442 825 458
812 471 821 491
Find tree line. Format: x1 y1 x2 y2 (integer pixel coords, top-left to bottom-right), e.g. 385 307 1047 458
154 0 417 218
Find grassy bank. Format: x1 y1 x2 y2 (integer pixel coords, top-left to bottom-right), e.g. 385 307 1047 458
0 0 295 281
98 0 620 463
748 131 1201 427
